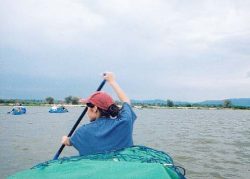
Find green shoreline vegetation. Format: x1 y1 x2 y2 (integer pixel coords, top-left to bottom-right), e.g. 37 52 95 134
0 97 249 110
129 102 250 110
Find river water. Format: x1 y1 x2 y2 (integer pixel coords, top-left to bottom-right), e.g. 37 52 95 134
0 106 250 178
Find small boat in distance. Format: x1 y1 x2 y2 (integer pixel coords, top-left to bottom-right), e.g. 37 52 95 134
49 105 68 113
9 106 26 115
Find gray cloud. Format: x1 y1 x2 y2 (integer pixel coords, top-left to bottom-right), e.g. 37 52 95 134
247 72 250 78
1 0 250 100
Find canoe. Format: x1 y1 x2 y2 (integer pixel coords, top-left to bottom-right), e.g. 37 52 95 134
49 107 68 113
8 145 186 179
10 107 26 115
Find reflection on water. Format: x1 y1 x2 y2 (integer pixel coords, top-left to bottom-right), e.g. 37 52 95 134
0 106 250 178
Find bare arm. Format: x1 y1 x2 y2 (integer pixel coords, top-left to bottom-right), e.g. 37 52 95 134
103 72 131 104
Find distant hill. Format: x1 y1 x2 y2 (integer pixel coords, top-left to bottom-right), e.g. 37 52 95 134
131 99 193 106
131 98 250 107
198 98 250 107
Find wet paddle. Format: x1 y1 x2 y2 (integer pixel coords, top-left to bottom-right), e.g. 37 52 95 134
53 79 106 160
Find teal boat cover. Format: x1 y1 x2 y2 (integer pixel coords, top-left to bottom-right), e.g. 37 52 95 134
9 146 185 179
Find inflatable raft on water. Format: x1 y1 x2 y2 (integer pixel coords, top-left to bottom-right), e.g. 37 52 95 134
9 106 26 115
49 106 68 113
8 146 186 179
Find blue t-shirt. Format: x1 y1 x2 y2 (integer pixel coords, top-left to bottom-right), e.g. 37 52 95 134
70 102 137 156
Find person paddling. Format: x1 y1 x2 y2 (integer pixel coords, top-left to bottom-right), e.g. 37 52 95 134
61 72 137 156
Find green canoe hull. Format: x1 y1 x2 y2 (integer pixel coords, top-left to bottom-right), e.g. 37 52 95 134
9 146 185 179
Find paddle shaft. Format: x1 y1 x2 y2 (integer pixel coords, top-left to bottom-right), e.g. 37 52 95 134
53 80 106 160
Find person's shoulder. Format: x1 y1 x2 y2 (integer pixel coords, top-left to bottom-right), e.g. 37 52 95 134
78 122 97 131
119 102 136 119
84 119 108 128
122 102 132 108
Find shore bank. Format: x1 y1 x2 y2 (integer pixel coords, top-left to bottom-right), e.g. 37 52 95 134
1 104 249 110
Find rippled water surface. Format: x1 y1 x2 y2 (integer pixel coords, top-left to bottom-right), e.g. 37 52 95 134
0 106 250 178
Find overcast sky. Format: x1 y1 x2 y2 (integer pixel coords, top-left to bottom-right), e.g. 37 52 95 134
0 0 250 102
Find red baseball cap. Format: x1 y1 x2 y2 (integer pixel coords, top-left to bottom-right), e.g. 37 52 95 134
80 91 115 110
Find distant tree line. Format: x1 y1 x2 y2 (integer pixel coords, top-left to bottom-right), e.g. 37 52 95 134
131 99 250 110
0 98 249 109
0 96 81 105
64 96 80 104
45 96 80 105
0 99 45 106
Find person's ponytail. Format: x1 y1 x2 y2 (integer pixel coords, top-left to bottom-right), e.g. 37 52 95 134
98 104 120 118
107 104 120 117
